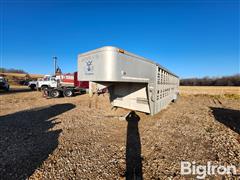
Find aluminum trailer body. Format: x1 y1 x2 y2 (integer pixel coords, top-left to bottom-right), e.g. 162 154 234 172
78 46 179 115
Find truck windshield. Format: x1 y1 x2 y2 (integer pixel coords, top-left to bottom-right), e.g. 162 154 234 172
43 77 50 81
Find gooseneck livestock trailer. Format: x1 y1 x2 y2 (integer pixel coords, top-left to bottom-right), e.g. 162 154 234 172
78 46 179 115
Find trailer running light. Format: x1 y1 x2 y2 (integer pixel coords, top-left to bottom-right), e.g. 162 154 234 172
118 49 124 53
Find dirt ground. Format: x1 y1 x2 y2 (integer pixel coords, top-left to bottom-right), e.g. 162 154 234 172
0 86 239 179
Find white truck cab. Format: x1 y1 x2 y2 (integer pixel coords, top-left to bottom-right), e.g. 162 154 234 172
37 75 58 90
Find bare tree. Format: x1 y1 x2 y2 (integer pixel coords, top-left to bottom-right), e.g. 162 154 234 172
180 74 240 86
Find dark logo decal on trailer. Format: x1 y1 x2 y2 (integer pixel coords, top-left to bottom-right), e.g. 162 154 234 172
85 60 94 74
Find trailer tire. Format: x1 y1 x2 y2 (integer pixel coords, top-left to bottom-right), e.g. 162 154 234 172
172 93 179 103
63 89 74 97
50 89 61 98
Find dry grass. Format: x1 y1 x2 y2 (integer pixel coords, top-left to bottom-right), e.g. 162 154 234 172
180 86 240 96
0 72 43 78
0 73 44 85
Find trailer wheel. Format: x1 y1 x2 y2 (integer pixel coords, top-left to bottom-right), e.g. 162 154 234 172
172 93 178 103
50 89 61 98
63 89 74 97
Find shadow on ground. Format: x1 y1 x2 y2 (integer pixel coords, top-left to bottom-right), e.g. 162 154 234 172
0 87 31 95
125 111 143 180
0 103 75 179
211 107 240 134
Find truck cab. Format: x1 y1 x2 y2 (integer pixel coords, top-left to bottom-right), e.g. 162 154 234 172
37 75 58 90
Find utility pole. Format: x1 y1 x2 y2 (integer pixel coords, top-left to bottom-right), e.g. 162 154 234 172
53 56 57 75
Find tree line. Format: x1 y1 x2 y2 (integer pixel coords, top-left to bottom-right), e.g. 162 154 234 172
1 67 239 86
0 68 27 74
180 74 240 86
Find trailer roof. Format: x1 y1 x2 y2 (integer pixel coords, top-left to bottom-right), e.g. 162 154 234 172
78 46 178 78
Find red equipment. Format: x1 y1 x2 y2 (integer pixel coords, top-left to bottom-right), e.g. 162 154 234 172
58 72 89 89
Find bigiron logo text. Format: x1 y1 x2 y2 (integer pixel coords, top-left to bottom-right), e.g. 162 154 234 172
180 161 238 179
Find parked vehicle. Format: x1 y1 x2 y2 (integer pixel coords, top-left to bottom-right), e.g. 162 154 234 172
37 75 58 90
44 72 89 98
19 80 29 86
0 76 10 91
28 75 57 90
28 80 37 90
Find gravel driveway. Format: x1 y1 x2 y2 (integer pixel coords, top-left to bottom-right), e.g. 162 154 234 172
0 89 239 179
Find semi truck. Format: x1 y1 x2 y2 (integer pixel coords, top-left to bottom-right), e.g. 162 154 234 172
29 72 89 98
46 72 89 98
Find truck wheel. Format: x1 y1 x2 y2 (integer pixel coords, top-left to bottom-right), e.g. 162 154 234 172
63 89 74 97
41 86 48 91
50 89 60 98
43 89 49 97
30 85 36 90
